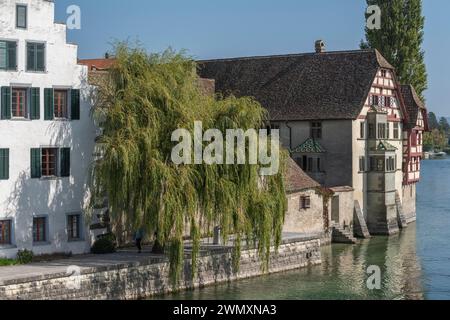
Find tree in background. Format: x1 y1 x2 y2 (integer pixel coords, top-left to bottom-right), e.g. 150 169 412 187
439 117 450 133
428 112 439 130
362 0 428 99
90 43 287 285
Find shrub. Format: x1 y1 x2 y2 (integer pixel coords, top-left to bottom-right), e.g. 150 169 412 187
91 233 117 254
17 249 34 264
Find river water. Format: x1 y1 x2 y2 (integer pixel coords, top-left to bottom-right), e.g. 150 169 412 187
162 158 450 300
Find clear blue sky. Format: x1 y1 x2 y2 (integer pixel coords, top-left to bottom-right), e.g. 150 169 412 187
55 0 449 116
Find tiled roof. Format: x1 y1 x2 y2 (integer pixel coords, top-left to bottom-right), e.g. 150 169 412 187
78 58 116 71
291 138 326 154
285 157 321 193
400 85 428 130
198 49 394 121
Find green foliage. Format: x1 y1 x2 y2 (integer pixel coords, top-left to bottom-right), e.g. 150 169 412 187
362 0 428 99
428 112 439 130
91 233 117 254
90 43 287 285
439 117 450 133
0 258 18 266
424 129 449 151
16 249 34 264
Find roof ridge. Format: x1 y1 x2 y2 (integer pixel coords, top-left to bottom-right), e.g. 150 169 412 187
198 49 376 63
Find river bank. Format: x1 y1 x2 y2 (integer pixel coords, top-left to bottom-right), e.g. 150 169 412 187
158 158 450 300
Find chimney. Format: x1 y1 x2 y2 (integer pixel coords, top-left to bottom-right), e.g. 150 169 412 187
315 40 325 53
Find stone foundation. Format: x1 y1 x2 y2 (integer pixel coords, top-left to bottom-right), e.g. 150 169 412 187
0 237 321 300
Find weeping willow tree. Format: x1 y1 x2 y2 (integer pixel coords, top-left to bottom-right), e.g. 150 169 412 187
90 43 287 284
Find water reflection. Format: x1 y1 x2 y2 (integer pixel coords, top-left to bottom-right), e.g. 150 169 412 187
160 224 424 300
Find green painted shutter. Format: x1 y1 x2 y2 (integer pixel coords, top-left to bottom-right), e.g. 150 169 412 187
30 88 40 120
60 148 71 177
7 42 16 70
30 148 41 179
27 43 35 71
70 89 80 120
1 87 11 120
44 88 54 120
0 149 9 180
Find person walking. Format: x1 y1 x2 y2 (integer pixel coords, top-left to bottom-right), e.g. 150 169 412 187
133 227 145 253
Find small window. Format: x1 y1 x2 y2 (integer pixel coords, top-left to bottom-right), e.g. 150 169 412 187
311 122 322 139
378 123 386 139
307 157 313 172
300 196 311 210
368 124 375 139
394 123 400 139
0 149 9 180
370 157 385 172
27 42 45 72
68 214 81 240
11 88 28 118
359 156 366 172
16 5 27 29
317 158 322 172
381 70 387 78
411 131 418 147
360 122 365 139
386 157 395 172
370 95 379 107
0 41 17 71
41 148 58 177
54 90 68 119
33 217 47 243
0 220 12 245
386 123 390 139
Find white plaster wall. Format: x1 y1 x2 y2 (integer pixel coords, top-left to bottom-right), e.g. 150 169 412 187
283 189 324 235
0 0 95 258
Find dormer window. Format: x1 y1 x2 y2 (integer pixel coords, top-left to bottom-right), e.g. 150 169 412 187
16 4 27 29
311 122 322 139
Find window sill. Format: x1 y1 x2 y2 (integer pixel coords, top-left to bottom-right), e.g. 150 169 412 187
26 70 47 74
0 69 18 72
10 117 32 121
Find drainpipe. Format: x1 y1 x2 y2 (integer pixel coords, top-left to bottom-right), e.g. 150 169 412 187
286 121 293 151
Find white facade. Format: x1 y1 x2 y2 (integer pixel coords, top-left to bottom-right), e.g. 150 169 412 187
0 0 95 258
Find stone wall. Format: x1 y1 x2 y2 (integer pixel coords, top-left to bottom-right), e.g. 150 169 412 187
402 184 417 223
0 237 321 300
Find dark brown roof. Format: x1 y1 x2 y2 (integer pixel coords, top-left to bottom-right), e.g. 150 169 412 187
285 157 320 193
400 85 428 130
198 49 394 121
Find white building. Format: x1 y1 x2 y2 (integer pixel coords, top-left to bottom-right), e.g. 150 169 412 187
0 0 95 258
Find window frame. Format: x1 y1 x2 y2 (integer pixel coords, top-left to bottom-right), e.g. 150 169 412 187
0 219 12 245
33 216 47 243
53 89 69 119
16 4 28 29
26 41 46 73
67 214 82 241
41 147 58 178
11 87 28 119
311 122 322 139
360 122 365 139
0 40 17 71
393 123 400 139
300 196 311 210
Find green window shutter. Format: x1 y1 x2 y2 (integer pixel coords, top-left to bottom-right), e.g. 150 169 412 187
27 43 35 71
36 44 45 72
0 41 6 70
0 149 9 180
31 148 41 179
60 148 71 177
70 89 80 120
1 87 11 120
7 42 17 70
44 88 54 120
30 88 40 120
